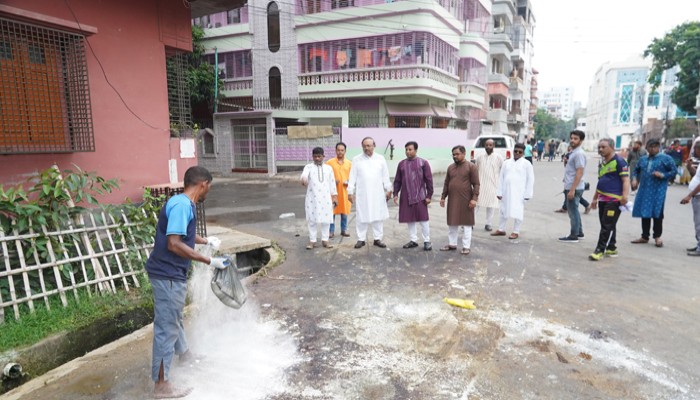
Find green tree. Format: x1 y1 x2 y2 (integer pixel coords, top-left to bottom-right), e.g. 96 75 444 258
644 21 700 114
533 109 556 140
188 25 222 106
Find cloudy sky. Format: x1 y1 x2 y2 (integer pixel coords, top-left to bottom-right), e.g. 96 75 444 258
532 0 697 105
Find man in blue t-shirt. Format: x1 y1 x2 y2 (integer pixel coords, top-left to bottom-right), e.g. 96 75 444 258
589 138 630 261
145 166 224 399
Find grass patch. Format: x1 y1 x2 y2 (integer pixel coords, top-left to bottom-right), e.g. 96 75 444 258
0 277 152 353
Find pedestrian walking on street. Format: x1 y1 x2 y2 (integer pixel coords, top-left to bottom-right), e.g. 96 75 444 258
537 139 545 161
558 131 587 242
524 141 534 164
588 138 630 261
301 147 338 250
626 140 647 193
554 145 592 214
630 139 677 247
680 141 700 256
557 140 568 161
548 140 556 162
145 166 224 400
393 141 434 251
475 138 504 231
439 145 480 255
491 143 534 239
348 137 392 249
326 142 352 238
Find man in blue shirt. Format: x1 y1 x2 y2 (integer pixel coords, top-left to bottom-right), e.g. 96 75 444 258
589 138 630 261
145 166 224 399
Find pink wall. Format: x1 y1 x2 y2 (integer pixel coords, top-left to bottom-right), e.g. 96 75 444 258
0 0 194 203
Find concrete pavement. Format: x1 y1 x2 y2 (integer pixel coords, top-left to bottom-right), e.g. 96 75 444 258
5 157 700 400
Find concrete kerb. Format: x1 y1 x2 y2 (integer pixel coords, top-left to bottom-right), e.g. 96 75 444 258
2 226 276 400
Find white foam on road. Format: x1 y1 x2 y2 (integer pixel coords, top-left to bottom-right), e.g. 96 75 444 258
483 310 690 395
170 262 301 400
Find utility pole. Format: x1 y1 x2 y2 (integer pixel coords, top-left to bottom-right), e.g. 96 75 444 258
214 47 218 113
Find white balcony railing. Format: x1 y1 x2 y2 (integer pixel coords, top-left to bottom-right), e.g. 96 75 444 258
222 78 253 91
298 65 458 87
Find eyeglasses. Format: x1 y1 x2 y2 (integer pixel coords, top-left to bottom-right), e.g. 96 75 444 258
514 150 523 154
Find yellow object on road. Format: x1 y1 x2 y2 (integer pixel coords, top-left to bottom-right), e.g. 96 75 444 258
443 297 476 309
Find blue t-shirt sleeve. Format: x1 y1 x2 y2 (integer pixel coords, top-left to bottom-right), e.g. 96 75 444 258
165 196 193 236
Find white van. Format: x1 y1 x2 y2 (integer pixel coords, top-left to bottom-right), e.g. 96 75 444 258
470 135 516 162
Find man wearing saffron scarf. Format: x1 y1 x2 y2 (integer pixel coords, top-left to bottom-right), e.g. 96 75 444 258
393 141 434 251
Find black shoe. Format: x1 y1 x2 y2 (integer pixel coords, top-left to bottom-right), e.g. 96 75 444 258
578 234 584 239
373 240 387 248
423 242 432 251
687 247 699 252
558 236 579 243
403 241 418 249
484 224 492 231
688 250 700 256
354 241 366 249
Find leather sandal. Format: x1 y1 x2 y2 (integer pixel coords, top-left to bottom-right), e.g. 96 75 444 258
490 230 506 236
461 248 471 255
439 245 457 251
631 238 649 244
508 233 519 240
654 238 663 248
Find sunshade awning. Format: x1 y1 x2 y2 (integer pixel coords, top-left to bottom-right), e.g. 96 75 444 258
432 105 458 119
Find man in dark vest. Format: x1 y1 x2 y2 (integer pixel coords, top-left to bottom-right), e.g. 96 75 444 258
145 166 224 399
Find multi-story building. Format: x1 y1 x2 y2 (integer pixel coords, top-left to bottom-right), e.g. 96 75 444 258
486 0 536 142
538 86 575 121
194 0 494 176
586 56 684 150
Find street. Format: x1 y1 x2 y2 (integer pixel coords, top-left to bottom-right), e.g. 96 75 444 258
10 155 700 400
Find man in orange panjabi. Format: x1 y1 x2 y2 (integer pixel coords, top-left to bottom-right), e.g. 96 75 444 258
326 142 352 238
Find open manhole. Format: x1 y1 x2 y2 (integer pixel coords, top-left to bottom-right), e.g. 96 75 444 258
235 248 271 276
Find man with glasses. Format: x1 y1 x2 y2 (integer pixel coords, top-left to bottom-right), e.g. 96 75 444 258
558 130 587 242
588 139 630 261
630 139 676 247
491 143 534 239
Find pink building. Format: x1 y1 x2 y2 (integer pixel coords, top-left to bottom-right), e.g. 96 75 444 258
0 1 229 202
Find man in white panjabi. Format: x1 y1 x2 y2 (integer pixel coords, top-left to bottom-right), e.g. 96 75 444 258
301 147 338 250
348 137 392 249
475 139 504 231
492 143 534 239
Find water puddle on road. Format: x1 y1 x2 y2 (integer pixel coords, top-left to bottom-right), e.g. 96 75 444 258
171 261 301 400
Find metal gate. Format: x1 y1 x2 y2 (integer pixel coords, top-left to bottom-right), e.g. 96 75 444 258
232 124 268 169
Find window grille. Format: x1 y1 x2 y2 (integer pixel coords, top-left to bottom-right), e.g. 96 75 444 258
166 51 192 136
0 17 94 154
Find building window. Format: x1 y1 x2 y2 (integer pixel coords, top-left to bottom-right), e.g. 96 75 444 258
432 117 449 129
202 130 215 155
618 84 633 124
647 92 660 107
494 16 505 33
227 8 241 24
166 51 192 136
390 116 424 128
0 17 94 154
269 67 282 108
267 2 280 53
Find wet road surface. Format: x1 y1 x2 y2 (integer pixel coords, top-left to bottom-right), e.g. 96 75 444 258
12 160 700 399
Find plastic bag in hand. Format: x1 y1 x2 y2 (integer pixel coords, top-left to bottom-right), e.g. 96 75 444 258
211 255 247 309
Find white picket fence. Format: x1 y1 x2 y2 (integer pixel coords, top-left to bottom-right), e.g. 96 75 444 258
0 210 154 323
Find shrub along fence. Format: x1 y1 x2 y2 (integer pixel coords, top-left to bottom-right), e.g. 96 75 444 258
0 210 154 323
0 165 160 323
